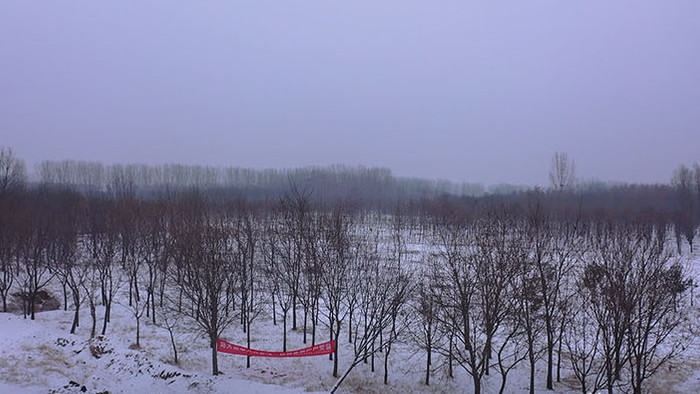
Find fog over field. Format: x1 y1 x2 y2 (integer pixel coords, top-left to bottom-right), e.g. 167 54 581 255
2 1 700 185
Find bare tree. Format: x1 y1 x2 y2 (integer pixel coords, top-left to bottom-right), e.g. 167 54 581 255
46 191 84 334
549 152 576 191
582 221 691 394
564 289 607 394
82 262 100 339
582 222 635 393
319 203 356 378
124 273 148 348
330 225 411 393
525 191 580 389
381 206 412 385
157 292 185 365
513 224 546 394
671 164 695 253
624 238 690 394
431 214 487 394
0 147 27 194
493 304 529 394
301 215 323 346
0 187 22 311
229 201 266 368
169 195 237 375
429 205 529 394
122 201 161 347
409 270 441 386
137 201 169 324
15 189 56 320
266 203 298 353
280 184 314 332
84 197 121 335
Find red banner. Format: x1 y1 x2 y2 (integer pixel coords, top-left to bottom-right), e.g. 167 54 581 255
217 338 335 358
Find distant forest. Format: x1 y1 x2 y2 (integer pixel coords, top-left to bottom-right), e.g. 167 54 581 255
3 149 698 224
32 158 490 201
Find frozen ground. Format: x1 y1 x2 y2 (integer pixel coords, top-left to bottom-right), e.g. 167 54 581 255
0 311 308 394
1 249 698 393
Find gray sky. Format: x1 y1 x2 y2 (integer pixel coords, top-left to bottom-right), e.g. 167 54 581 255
1 1 699 186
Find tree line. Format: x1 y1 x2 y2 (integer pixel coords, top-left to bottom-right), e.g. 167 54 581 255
32 158 487 203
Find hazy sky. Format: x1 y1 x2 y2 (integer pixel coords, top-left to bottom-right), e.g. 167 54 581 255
1 1 699 186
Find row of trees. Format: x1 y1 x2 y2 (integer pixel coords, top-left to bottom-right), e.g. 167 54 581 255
0 184 693 393
33 159 485 202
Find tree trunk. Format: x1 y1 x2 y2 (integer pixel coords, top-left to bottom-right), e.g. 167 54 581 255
151 289 156 325
303 305 308 344
485 332 491 376
448 334 454 378
498 375 508 394
330 362 356 394
311 301 317 346
528 341 536 394
333 324 341 377
384 317 396 384
547 339 554 389
136 316 140 347
272 293 277 325
425 341 431 385
70 306 79 334
29 293 36 320
283 310 288 352
246 318 251 368
168 327 178 364
101 302 110 335
557 327 564 382
292 293 297 330
606 357 614 394
473 374 482 394
383 341 390 384
329 317 334 361
90 298 97 339
62 281 68 311
211 336 219 375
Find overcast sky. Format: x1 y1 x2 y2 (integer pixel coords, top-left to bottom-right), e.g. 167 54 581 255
1 1 699 186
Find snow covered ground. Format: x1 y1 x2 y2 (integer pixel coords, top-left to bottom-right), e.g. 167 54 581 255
1 248 698 393
0 308 308 394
